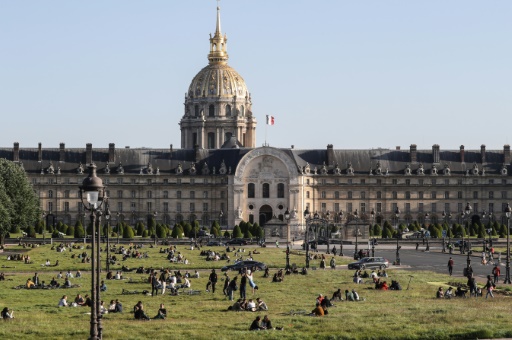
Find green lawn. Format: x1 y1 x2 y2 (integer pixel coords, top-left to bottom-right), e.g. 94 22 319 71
0 242 511 339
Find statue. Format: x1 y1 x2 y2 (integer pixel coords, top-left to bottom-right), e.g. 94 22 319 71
77 163 84 175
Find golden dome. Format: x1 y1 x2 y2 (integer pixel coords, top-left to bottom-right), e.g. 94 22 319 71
188 63 249 98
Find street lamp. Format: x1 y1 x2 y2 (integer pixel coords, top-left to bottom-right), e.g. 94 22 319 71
304 207 311 268
395 206 401 265
78 163 106 340
482 210 487 253
116 212 120 244
325 210 331 254
338 210 344 256
370 209 376 257
219 210 224 237
353 209 359 259
153 211 158 246
104 202 111 273
464 202 473 276
425 213 430 252
284 208 291 269
504 203 511 284
41 211 46 243
441 211 447 253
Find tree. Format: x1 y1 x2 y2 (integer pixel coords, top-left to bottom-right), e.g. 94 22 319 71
123 226 135 239
66 225 75 236
136 222 145 236
0 159 40 244
232 225 243 238
372 224 382 237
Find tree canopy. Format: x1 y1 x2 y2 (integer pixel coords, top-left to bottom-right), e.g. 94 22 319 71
0 159 40 240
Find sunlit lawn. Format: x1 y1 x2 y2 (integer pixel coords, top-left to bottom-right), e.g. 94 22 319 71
1 241 512 340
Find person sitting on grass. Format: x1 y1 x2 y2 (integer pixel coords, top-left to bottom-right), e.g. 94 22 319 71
133 301 150 320
64 278 72 288
331 288 343 301
310 302 325 316
1 307 14 320
261 315 273 329
352 289 360 301
74 294 85 306
100 301 108 315
250 316 264 330
445 287 454 299
228 299 244 311
50 277 60 288
26 278 35 289
58 295 68 307
256 298 268 311
108 300 116 313
246 299 257 312
153 303 166 319
0 273 5 281
436 287 444 298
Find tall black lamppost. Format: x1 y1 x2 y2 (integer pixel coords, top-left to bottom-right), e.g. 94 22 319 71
104 202 111 273
425 213 430 252
441 211 447 253
304 208 311 268
353 209 359 259
482 210 487 252
370 209 376 257
504 203 511 284
442 211 452 253
41 211 46 243
218 210 224 237
488 211 493 248
395 207 401 265
284 208 291 269
116 212 120 244
153 211 158 246
464 202 473 274
338 210 344 256
325 210 331 254
78 163 106 340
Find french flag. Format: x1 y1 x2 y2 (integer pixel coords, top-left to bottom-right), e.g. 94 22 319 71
266 115 275 125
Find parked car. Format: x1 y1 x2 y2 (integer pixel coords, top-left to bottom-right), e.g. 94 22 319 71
221 260 267 272
198 230 211 237
301 238 329 249
226 238 248 246
206 240 225 247
347 257 389 270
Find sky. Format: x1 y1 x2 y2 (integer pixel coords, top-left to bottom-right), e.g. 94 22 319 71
1 0 511 151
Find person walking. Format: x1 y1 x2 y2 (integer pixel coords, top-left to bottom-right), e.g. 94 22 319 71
485 275 495 299
492 265 501 284
240 271 247 300
208 269 218 293
447 257 454 276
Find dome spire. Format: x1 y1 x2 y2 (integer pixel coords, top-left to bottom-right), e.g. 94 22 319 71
208 4 228 65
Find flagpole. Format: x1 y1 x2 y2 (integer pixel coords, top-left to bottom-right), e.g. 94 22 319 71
265 123 268 146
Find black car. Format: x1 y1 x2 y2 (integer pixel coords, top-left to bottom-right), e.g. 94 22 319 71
226 238 248 246
348 257 389 270
221 260 267 272
206 240 225 247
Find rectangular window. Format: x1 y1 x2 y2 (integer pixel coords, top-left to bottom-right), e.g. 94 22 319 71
348 191 353 199
360 203 366 213
503 179 507 185
392 202 397 212
163 179 169 184
321 202 327 211
190 191 195 199
419 179 424 186
474 203 478 215
376 179 382 185
473 191 478 199
48 202 53 211
405 179 411 186
376 191 382 199
347 203 353 213
163 202 169 213
306 179 310 185
392 179 398 185
147 202 152 212
190 203 195 212
457 191 463 199
163 191 169 199
347 179 352 185
335 179 340 185
118 190 123 198
147 191 152 199
334 191 340 199
177 179 182 185
203 191 208 199
431 191 437 199
177 203 182 213
432 179 437 185
220 191 225 199
444 203 450 213
147 179 152 185
64 202 69 213
489 203 494 213
203 203 208 212
457 179 463 185
392 191 397 199
321 179 326 185
418 203 424 212
321 191 326 199
502 191 507 199
376 203 382 213
444 179 449 185
334 203 340 212
131 202 136 210
177 191 182 199
190 179 195 184
489 179 495 185
405 191 410 199
473 179 478 185
360 192 366 199
117 202 123 212
117 178 123 184
131 190 136 198
405 203 410 213
306 191 310 199
444 191 449 199
360 179 365 184
431 203 437 213
131 179 136 184
489 191 494 199
458 203 462 212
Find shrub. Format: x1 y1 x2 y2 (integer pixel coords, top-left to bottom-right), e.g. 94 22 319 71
66 225 74 236
26 225 36 238
232 225 243 238
74 224 85 238
142 230 149 238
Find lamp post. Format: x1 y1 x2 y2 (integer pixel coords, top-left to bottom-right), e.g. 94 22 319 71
353 209 359 259
425 213 430 252
42 211 46 243
78 163 106 340
487 211 493 249
370 209 375 257
116 212 120 244
304 208 311 268
219 210 224 237
104 202 111 273
441 211 447 253
338 210 344 256
284 208 291 269
482 210 487 253
504 203 511 284
325 210 331 254
395 207 401 265
153 211 158 246
464 202 473 275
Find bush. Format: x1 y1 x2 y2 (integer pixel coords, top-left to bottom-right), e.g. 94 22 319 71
123 226 135 239
232 225 243 238
142 230 149 238
74 224 85 238
26 225 36 238
66 225 74 236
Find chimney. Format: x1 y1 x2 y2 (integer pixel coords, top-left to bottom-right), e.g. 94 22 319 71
38 142 42 162
326 144 334 166
59 143 65 162
108 143 115 163
396 146 401 151
13 142 19 162
410 144 417 163
460 145 465 163
504 145 511 165
432 144 440 164
481 144 486 164
86 143 92 164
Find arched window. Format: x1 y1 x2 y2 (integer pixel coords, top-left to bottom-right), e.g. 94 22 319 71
248 183 255 198
225 104 231 116
277 183 285 198
195 105 200 117
262 183 270 198
240 105 245 116
48 190 53 198
209 104 215 117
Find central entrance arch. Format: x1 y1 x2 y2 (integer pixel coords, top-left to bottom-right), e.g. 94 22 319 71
259 205 273 226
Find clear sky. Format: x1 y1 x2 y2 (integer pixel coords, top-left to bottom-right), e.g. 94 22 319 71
1 1 511 151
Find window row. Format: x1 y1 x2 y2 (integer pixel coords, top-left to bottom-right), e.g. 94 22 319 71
305 191 508 200
247 183 285 199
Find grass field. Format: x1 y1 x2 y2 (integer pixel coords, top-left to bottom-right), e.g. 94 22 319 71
0 241 511 340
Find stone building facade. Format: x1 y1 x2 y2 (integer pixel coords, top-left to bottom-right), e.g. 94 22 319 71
1 7 511 237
